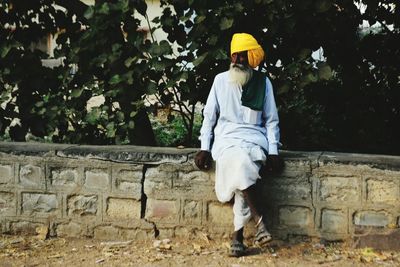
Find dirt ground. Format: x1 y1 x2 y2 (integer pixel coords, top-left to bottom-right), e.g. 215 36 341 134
0 234 399 267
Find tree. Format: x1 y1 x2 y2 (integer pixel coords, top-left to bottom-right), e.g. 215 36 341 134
58 0 157 145
155 0 399 154
0 0 81 141
0 0 157 145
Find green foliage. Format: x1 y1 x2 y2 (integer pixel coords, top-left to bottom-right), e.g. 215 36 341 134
0 0 156 145
0 0 75 141
0 0 399 154
150 112 201 147
57 0 157 145
156 0 399 154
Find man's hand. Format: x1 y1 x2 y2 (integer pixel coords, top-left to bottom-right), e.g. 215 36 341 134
259 155 284 178
195 150 212 170
267 155 284 172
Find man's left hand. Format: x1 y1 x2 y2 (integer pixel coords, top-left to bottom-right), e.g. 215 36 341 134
260 155 284 177
194 150 212 170
267 155 284 172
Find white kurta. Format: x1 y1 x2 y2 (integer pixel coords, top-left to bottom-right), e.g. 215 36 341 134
199 71 280 159
199 70 280 230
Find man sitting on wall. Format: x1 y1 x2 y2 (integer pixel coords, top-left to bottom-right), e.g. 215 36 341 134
195 33 283 257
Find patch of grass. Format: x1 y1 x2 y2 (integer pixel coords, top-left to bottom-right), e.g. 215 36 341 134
149 112 201 147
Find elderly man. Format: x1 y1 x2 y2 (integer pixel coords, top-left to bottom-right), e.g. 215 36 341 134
195 33 282 257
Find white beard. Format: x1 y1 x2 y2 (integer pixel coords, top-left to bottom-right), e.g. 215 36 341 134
228 63 253 87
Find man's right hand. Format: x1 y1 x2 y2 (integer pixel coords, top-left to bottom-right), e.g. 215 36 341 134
194 150 212 170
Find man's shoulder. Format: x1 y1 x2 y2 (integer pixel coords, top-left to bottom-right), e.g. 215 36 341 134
256 71 272 89
214 71 229 81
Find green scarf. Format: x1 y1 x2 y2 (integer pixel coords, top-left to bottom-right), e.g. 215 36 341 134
241 71 266 111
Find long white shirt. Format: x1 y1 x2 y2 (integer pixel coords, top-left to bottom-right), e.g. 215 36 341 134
199 70 280 160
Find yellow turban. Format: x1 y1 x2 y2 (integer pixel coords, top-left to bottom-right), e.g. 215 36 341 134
230 33 265 68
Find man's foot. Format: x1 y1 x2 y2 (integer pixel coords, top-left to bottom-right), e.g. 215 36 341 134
254 222 272 247
229 239 247 257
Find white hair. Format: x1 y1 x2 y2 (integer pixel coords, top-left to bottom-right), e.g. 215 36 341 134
228 63 253 87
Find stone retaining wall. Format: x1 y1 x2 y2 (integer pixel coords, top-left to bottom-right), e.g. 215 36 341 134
0 142 399 242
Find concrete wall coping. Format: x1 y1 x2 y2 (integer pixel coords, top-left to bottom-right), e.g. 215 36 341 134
1 141 399 170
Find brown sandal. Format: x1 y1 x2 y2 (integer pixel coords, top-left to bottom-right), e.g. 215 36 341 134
254 219 272 246
229 240 247 257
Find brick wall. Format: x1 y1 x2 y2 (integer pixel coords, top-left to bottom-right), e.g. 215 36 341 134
0 142 399 241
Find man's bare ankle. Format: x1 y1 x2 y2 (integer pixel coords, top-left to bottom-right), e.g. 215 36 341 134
232 228 244 243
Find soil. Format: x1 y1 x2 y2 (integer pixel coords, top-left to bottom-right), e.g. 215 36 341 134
0 234 399 267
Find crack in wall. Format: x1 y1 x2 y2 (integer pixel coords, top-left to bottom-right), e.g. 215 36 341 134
309 152 324 230
146 219 160 238
140 165 148 219
140 164 159 238
316 152 324 167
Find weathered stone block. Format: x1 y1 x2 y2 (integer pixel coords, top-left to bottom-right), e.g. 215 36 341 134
157 228 176 239
157 163 181 172
321 209 348 234
314 164 361 177
366 179 398 202
182 200 201 223
119 228 154 240
22 193 58 215
56 222 84 237
354 229 400 250
0 165 13 184
0 220 7 233
84 169 110 190
268 178 311 201
209 170 216 183
10 221 44 235
0 192 15 215
20 165 42 187
114 169 142 193
146 199 178 222
320 177 360 202
143 179 172 197
207 202 232 226
175 171 211 187
279 206 312 228
116 180 141 193
93 225 153 240
146 167 177 181
278 161 311 178
50 168 78 186
174 227 196 239
93 225 119 240
354 211 389 227
106 197 140 219
67 195 98 216
143 167 174 197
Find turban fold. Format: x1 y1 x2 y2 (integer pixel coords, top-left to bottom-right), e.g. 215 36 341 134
230 33 265 68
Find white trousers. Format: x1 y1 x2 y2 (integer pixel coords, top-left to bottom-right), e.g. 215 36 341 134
215 144 266 231
233 190 252 231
